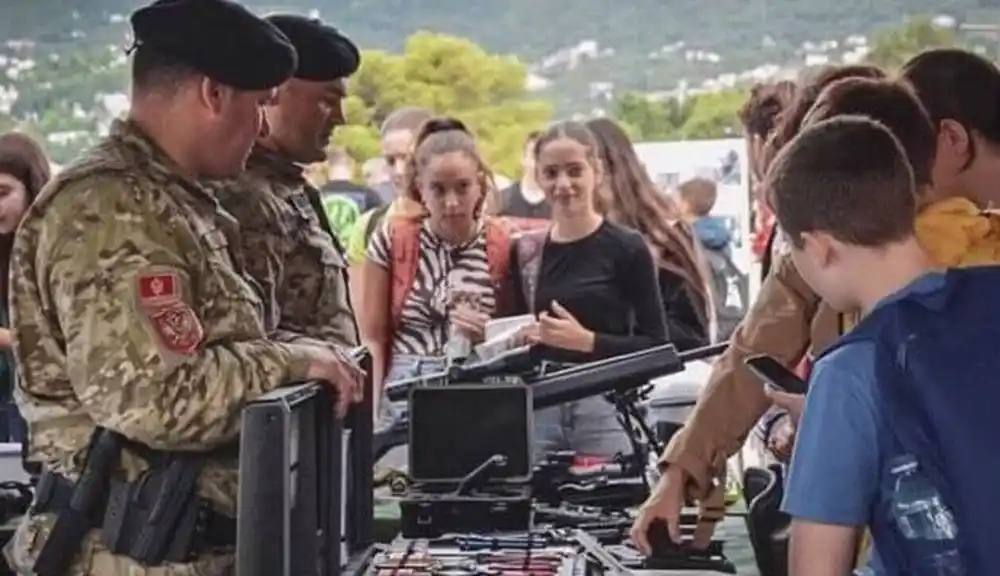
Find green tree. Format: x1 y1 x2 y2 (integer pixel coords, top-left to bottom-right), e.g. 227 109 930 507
677 90 746 139
612 94 694 140
866 16 962 69
334 31 552 178
612 89 744 141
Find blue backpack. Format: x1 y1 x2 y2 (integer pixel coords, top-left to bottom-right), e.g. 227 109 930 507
820 267 1000 575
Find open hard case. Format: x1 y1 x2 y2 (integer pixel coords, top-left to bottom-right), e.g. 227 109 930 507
400 384 535 538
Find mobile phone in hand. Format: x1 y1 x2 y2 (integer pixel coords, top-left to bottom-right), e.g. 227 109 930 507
744 354 808 395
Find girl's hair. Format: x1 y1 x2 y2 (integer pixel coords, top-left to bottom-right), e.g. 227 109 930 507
584 118 713 329
532 120 602 165
404 116 495 217
379 107 433 137
902 48 1000 170
804 77 936 187
0 132 51 299
738 80 798 139
762 64 887 172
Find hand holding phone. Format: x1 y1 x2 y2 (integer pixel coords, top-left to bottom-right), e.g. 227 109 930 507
744 354 808 395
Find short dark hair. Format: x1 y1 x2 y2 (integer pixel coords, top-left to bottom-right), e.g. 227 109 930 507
131 45 198 94
803 77 936 187
765 116 916 250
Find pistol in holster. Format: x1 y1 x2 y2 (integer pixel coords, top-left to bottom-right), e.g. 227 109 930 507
32 428 212 576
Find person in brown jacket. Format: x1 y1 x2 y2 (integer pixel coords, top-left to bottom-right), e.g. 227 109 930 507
632 49 1000 552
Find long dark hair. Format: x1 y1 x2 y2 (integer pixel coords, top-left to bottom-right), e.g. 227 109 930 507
404 116 495 218
584 118 712 326
902 49 1000 171
0 132 50 300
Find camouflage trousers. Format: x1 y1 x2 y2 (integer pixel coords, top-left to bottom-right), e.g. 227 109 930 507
4 513 234 575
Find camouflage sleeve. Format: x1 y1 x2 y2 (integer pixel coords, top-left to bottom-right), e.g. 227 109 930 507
223 186 336 347
219 183 288 334
44 180 312 451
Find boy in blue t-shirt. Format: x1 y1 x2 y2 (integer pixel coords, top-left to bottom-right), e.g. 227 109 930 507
764 116 941 574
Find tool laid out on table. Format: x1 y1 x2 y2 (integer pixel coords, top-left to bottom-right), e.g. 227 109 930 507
365 531 584 576
371 545 573 575
566 530 629 574
440 533 551 551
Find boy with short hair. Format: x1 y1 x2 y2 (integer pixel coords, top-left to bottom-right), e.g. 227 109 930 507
771 116 997 574
675 177 731 256
675 177 746 340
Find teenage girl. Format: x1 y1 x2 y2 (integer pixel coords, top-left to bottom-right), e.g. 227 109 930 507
360 118 515 436
510 121 668 460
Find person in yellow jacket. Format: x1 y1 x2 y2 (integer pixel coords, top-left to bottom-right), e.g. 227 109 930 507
632 48 1000 561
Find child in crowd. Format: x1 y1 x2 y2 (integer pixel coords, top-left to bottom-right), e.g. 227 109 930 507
675 177 733 258
772 116 998 574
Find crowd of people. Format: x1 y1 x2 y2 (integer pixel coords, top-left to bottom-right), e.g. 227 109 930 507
632 51 1000 575
0 0 991 574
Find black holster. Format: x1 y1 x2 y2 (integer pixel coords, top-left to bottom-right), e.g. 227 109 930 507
32 429 217 575
33 429 123 576
100 456 205 565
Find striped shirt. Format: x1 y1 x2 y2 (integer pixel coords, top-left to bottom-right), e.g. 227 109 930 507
368 221 495 356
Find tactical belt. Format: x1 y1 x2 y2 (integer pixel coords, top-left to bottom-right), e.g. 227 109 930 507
32 471 236 550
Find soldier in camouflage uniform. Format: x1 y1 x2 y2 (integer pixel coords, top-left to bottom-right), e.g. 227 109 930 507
4 1 362 574
216 15 361 349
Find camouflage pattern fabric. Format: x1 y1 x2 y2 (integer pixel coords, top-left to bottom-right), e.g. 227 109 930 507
216 146 359 348
4 119 312 574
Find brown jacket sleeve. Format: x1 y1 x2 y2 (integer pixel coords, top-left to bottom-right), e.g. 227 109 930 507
660 252 824 494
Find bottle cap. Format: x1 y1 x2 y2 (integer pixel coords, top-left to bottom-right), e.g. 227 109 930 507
889 455 919 474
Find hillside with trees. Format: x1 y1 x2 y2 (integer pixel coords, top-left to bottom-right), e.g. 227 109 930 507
0 1 985 169
4 0 994 60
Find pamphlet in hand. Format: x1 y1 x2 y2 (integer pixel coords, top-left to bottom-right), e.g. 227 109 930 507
475 314 535 361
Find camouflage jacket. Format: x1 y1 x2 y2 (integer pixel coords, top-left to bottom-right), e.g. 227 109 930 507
9 119 312 517
216 146 358 348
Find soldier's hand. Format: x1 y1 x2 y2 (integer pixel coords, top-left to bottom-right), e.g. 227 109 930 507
302 346 365 417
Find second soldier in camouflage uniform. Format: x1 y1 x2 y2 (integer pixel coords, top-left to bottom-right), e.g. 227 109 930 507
5 1 361 574
217 15 361 349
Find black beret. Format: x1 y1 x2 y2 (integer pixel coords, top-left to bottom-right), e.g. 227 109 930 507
265 14 361 81
130 0 298 91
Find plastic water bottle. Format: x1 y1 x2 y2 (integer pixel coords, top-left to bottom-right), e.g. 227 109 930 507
445 326 471 365
446 287 476 365
889 455 964 575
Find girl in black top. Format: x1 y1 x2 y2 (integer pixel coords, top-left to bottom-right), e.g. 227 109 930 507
586 118 712 350
510 121 668 459
0 133 51 446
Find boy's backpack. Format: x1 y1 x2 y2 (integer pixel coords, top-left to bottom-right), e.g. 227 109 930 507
820 267 1000 574
387 216 514 328
703 247 749 341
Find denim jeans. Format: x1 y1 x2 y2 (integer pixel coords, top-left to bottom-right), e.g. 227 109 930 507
533 397 633 461
378 354 447 470
0 402 25 443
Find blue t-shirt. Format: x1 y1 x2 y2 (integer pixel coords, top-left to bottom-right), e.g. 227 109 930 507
781 272 947 570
